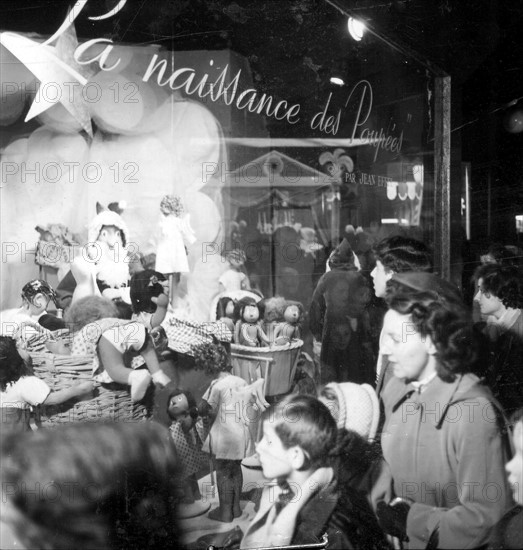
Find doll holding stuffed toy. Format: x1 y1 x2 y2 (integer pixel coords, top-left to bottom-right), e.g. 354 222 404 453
61 296 171 402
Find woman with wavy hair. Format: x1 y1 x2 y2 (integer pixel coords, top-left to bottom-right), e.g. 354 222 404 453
377 272 513 549
473 264 523 414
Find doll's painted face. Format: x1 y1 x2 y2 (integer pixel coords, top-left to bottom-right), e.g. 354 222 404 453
98 225 123 249
284 305 300 323
168 393 189 420
243 304 260 323
160 203 172 216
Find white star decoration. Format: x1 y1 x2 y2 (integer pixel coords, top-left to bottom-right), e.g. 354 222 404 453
0 22 94 136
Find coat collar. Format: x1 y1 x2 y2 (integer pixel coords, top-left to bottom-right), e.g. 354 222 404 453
292 478 339 537
389 373 494 428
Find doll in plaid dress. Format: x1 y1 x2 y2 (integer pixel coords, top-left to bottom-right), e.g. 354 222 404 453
166 387 206 503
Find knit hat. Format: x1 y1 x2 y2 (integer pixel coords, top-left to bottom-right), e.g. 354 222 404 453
328 238 357 271
323 382 380 441
391 272 463 304
88 210 129 247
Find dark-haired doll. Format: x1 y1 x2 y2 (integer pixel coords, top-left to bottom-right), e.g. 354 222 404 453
155 385 207 509
216 297 236 333
233 298 269 347
130 269 170 330
193 341 267 523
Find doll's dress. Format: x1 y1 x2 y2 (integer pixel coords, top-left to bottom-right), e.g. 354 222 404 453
274 322 300 345
218 269 248 292
169 420 206 477
70 318 146 383
239 322 261 347
201 374 255 460
155 214 196 274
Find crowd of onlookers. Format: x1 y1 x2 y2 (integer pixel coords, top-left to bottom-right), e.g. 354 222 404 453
1 235 522 549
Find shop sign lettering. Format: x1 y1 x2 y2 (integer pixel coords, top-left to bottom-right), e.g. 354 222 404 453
3 0 405 160
344 171 392 187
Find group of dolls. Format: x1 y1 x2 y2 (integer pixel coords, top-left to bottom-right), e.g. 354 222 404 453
217 295 304 348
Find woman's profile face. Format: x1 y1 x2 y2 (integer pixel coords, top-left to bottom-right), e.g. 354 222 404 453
381 309 436 382
473 277 503 317
371 260 393 298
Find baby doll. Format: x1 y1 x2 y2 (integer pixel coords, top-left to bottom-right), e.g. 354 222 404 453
0 336 92 431
241 394 390 550
193 341 268 523
155 195 196 304
63 296 171 402
218 249 251 293
273 301 304 345
233 298 269 347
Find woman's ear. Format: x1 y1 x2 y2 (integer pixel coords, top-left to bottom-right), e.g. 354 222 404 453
425 335 437 355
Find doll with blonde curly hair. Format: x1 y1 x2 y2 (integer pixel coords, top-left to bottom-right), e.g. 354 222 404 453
155 195 196 305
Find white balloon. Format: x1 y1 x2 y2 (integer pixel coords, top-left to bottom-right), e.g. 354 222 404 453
1 138 28 163
184 191 221 243
89 71 165 135
51 134 89 163
37 102 84 134
157 98 222 193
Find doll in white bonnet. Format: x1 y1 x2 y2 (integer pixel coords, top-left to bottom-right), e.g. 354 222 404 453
319 382 392 513
68 204 132 305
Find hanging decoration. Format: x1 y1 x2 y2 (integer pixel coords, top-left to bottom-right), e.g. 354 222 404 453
0 27 94 135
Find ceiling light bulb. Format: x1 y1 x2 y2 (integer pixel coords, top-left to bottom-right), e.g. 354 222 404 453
348 17 366 41
330 76 345 86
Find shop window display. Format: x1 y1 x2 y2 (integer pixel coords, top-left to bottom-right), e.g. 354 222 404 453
0 1 451 546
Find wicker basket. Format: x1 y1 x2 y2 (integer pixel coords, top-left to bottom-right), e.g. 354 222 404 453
30 352 150 426
231 340 303 397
